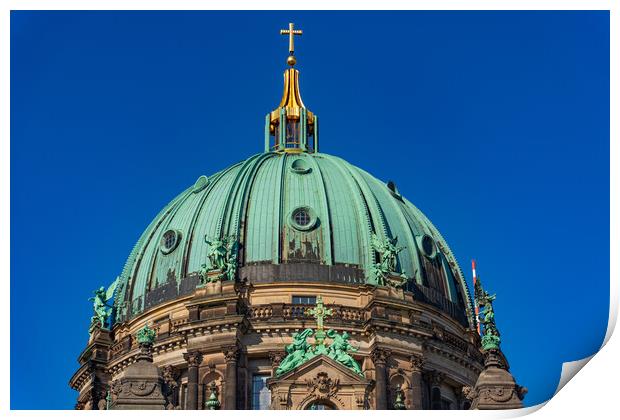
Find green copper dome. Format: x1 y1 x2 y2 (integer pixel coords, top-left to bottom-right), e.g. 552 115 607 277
112 151 475 327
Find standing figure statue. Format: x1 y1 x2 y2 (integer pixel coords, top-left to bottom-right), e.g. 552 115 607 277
326 329 363 375
474 276 501 351
89 278 118 330
276 328 314 376
370 234 408 288
204 234 239 282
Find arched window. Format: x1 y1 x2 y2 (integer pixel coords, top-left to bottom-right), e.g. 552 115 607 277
306 400 336 410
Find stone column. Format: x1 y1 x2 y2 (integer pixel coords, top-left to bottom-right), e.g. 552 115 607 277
371 348 390 410
427 371 445 410
223 346 240 410
409 355 425 409
183 351 203 410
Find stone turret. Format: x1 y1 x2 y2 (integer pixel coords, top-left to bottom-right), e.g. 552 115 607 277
464 349 527 409
464 271 527 409
109 325 166 410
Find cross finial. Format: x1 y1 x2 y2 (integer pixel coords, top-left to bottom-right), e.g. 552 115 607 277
280 22 303 66
306 295 333 332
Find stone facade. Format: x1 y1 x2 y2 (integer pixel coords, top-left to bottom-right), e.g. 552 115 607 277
70 277 489 410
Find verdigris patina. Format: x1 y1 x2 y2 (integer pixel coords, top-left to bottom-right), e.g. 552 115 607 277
393 384 406 410
205 383 220 410
370 234 408 288
276 328 314 376
326 329 363 375
275 296 363 377
136 323 156 346
89 277 118 330
474 277 501 351
203 235 239 282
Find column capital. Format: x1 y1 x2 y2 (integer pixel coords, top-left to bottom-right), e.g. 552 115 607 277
223 346 240 363
269 351 286 367
371 347 391 365
183 351 203 368
410 354 425 372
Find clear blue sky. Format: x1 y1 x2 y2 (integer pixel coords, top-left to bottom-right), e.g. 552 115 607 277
11 11 609 409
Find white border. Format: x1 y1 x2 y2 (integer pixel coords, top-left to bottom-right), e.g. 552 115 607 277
2 1 615 419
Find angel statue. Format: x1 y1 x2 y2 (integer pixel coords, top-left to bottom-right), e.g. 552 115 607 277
326 329 363 375
276 328 314 376
89 277 118 330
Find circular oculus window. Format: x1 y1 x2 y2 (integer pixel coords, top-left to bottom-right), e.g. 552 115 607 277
290 158 311 174
160 229 181 254
290 207 318 231
417 234 436 258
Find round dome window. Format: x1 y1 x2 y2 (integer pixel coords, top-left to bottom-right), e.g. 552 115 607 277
290 158 311 174
160 229 181 254
417 234 436 258
290 207 318 231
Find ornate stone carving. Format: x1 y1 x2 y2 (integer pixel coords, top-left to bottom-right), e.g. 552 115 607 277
110 380 122 397
409 354 425 372
269 351 286 369
184 351 203 367
464 349 527 409
161 365 180 409
110 357 166 409
223 346 240 362
306 371 340 398
371 348 391 365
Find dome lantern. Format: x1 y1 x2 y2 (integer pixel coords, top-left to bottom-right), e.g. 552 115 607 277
265 23 318 154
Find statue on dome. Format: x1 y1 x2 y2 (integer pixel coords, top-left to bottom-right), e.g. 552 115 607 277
198 263 210 285
204 234 239 281
276 328 314 376
370 234 408 288
89 277 118 330
326 329 363 375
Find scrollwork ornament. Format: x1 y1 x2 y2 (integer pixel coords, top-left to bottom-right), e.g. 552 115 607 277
410 354 425 371
183 351 203 367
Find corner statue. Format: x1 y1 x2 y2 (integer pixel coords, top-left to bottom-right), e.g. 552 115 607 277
89 277 118 330
474 276 501 351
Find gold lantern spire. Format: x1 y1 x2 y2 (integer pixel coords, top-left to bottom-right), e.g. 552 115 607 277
266 23 317 153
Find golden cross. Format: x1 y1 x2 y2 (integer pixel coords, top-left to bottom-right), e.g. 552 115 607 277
280 22 303 55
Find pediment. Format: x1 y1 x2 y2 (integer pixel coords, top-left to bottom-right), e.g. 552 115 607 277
275 354 370 385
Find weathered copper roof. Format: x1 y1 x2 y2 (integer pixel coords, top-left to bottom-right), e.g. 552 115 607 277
114 152 474 325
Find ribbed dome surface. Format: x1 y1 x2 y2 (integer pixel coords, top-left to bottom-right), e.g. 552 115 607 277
113 152 474 326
